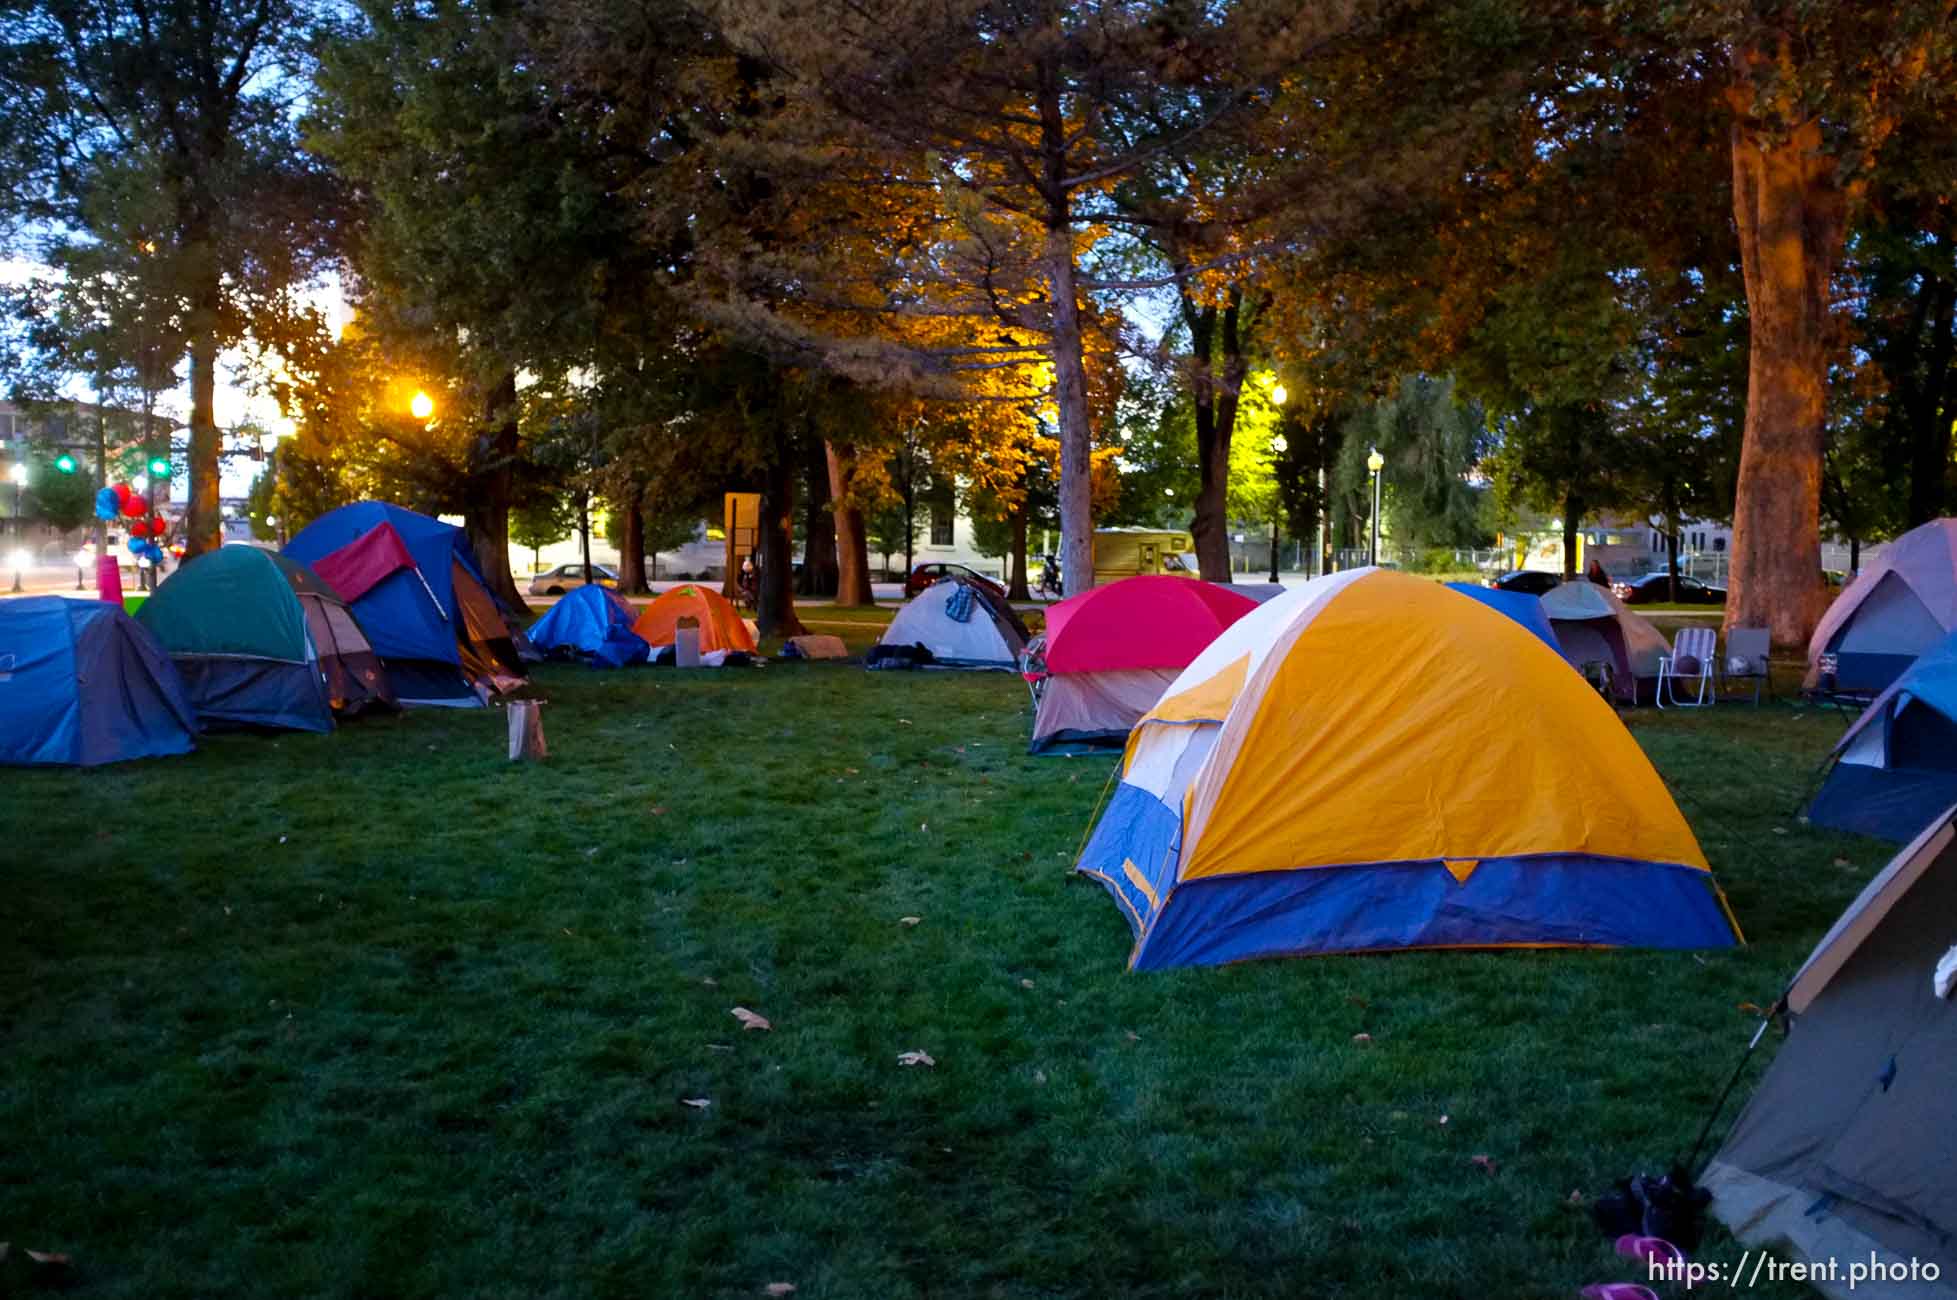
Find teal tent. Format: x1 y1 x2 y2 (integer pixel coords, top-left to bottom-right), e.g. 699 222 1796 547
137 546 396 731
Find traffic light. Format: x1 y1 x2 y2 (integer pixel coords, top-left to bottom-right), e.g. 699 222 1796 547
147 456 169 478
54 453 76 473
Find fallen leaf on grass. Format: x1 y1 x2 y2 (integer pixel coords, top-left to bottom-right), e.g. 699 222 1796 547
1737 1001 1765 1016
897 1050 936 1067
1124 1031 1139 1042
1568 1189 1586 1205
0 1242 8 1262
897 718 912 725
765 1286 797 1297
707 1043 734 1053
731 1007 771 1031
26 1249 70 1265
650 807 668 816
1437 1114 1449 1126
1470 1154 1497 1174
1033 1070 1047 1085
1351 1033 1372 1045
920 822 929 833
702 976 717 986
1019 979 1035 989
898 916 922 927
681 1098 712 1109
1834 856 1852 867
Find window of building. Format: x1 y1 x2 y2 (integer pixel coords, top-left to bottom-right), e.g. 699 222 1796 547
1713 537 1726 553
929 508 954 548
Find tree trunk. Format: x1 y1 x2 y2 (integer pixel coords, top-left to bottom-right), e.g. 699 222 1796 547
1906 277 1956 526
184 328 221 559
1726 105 1845 646
1045 224 1096 596
578 494 592 582
618 483 648 593
464 372 528 612
799 435 838 597
1008 505 1030 600
1185 300 1228 582
757 448 806 638
1666 520 1680 603
826 441 875 606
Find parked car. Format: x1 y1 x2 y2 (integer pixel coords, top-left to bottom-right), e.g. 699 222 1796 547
1611 572 1726 605
527 562 619 596
1485 570 1560 596
903 562 1007 601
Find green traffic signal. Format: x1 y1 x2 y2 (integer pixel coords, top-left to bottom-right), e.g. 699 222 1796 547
54 453 77 473
148 457 169 477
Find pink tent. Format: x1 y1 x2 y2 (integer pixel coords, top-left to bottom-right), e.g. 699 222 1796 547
1029 576 1257 753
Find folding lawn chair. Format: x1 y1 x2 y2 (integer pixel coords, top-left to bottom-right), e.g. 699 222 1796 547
1018 635 1049 710
1657 625 1717 708
1720 626 1771 705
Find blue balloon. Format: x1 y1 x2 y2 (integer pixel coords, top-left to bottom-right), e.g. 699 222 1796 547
95 503 119 521
126 537 146 556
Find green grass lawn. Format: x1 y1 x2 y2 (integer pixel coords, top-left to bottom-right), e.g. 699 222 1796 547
0 640 1878 1298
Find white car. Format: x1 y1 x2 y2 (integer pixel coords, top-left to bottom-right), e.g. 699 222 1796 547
526 562 619 596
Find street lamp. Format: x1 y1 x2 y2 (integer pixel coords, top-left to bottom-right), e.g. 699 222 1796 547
1269 433 1289 582
1366 446 1385 566
410 390 435 422
9 462 26 593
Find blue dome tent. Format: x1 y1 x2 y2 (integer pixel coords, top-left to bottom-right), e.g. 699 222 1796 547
1806 627 1957 843
0 596 197 766
528 585 648 667
285 502 528 706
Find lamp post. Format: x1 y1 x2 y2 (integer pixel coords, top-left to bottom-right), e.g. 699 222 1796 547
1268 381 1289 583
9 462 27 593
1366 446 1384 566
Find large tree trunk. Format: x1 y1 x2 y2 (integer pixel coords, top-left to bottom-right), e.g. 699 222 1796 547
1046 224 1096 596
184 327 222 559
618 482 648 593
757 448 806 638
799 435 838 597
1185 301 1229 582
1726 104 1845 646
825 441 875 606
1008 505 1030 600
464 372 528 612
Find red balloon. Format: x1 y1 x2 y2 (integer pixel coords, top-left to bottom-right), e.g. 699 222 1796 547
121 495 149 518
113 482 132 504
150 517 169 537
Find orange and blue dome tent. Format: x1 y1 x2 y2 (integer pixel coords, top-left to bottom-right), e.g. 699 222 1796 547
631 584 756 656
1074 568 1742 969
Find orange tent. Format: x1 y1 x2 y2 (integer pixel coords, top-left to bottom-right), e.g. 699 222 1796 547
631 584 757 655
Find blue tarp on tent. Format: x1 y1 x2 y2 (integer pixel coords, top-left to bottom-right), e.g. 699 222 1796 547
0 596 197 766
1808 628 1957 842
1445 582 1563 654
529 585 643 664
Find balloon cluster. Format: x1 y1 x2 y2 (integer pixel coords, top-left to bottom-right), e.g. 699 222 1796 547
94 482 168 563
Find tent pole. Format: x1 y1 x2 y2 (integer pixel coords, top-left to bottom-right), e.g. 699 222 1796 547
1683 1007 1776 1177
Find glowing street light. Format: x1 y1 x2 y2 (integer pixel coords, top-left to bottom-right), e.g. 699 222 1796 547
1366 446 1385 566
54 453 77 473
1270 383 1288 407
410 390 435 421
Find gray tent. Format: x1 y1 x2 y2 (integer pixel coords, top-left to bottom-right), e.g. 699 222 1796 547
1807 519 1957 695
1705 804 1957 1299
876 578 1027 669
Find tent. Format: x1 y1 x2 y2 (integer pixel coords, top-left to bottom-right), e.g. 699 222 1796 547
1704 805 1957 1300
136 545 395 731
1028 575 1257 754
1444 582 1563 654
876 577 1027 669
1805 628 1957 843
0 596 197 766
285 502 527 706
1808 518 1957 695
1539 579 1670 702
528 585 649 667
1074 569 1740 969
631 584 756 656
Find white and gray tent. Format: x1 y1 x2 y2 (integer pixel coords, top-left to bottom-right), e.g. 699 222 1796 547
1704 803 1957 1299
875 578 1027 669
